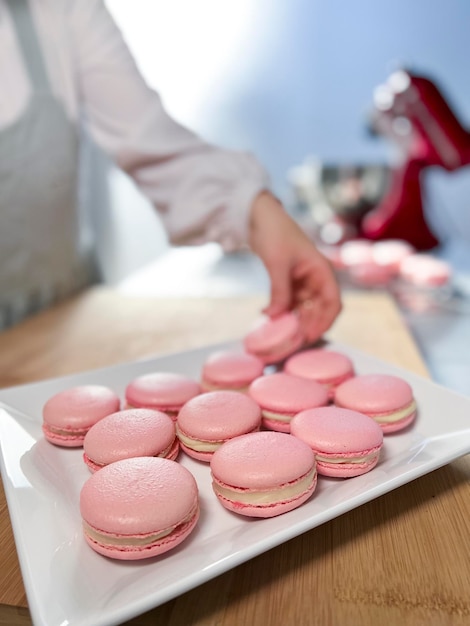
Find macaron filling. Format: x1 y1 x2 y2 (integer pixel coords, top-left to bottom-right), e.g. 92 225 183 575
83 501 199 549
314 447 381 465
260 409 296 424
43 424 89 438
366 400 417 424
213 466 317 506
176 426 259 453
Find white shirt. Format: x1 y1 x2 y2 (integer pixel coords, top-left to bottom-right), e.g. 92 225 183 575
0 0 269 250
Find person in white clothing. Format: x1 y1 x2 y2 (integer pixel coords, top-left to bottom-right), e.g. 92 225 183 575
0 0 341 339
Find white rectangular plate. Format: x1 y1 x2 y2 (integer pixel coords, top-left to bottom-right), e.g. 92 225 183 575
1 341 470 626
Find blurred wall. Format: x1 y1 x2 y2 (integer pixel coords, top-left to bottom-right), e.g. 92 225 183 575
106 0 470 194
97 0 470 279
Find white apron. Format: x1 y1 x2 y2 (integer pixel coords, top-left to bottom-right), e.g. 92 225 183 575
0 0 96 329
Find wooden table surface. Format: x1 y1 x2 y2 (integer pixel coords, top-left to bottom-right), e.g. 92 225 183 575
0 288 469 626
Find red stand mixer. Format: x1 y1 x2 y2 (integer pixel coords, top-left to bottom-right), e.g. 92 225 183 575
362 68 470 250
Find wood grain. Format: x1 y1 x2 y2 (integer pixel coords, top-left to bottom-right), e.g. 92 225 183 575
0 288 428 387
0 288 468 626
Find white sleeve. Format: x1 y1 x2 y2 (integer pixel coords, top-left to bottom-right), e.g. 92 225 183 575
68 0 270 250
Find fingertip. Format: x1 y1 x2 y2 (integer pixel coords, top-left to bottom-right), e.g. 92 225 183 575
264 301 288 319
267 283 292 319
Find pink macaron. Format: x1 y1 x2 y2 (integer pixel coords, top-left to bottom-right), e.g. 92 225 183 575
248 372 329 432
42 385 120 447
210 431 317 517
83 408 179 472
399 254 452 288
284 349 355 400
335 374 417 433
80 457 199 560
176 390 261 462
201 350 265 392
348 262 393 288
339 239 374 268
243 312 305 364
125 372 200 420
371 239 415 274
291 406 384 478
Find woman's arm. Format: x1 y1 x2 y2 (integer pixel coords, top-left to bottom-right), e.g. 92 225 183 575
69 0 341 338
69 0 268 250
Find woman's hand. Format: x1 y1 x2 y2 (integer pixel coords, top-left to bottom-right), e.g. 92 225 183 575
249 191 342 343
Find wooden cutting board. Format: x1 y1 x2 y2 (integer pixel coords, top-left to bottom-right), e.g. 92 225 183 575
3 288 468 626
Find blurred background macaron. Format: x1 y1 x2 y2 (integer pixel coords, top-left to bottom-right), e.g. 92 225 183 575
399 254 452 288
371 239 415 273
339 239 374 268
348 262 394 288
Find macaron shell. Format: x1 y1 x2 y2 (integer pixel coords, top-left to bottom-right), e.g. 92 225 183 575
202 350 265 388
284 349 355 386
83 436 180 472
210 431 315 489
334 374 414 414
43 385 120 429
243 313 305 363
249 373 329 414
261 332 304 364
80 457 198 536
177 391 261 441
83 409 178 469
125 373 200 409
